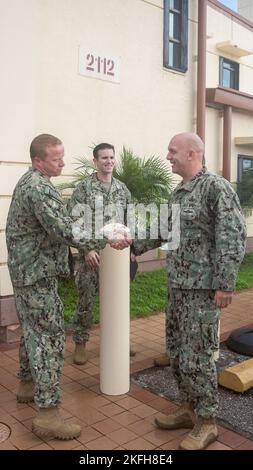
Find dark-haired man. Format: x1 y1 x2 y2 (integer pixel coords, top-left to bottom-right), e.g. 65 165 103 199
68 143 135 364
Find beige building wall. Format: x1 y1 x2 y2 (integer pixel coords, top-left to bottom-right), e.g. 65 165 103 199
206 2 253 162
238 0 253 21
0 0 199 296
205 3 253 239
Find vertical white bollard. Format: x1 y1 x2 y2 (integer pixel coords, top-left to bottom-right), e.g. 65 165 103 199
99 244 130 395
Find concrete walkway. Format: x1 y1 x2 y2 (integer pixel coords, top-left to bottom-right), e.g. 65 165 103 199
0 288 252 450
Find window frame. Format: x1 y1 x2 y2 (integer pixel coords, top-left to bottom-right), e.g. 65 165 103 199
237 154 253 182
219 57 239 90
163 0 188 73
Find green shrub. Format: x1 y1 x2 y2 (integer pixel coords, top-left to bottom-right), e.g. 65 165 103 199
59 253 253 324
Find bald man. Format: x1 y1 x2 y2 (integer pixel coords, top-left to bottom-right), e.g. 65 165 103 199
132 132 246 450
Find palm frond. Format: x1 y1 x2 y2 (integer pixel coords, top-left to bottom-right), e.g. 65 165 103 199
57 157 95 192
57 146 174 204
57 181 78 191
72 157 96 179
113 147 173 204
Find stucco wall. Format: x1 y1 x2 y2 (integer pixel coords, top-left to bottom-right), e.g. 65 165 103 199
206 3 253 240
0 0 199 295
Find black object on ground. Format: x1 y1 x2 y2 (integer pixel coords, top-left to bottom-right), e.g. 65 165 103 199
130 259 138 281
227 327 253 356
131 343 253 440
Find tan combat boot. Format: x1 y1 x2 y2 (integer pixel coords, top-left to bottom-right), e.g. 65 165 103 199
17 379 34 403
32 406 81 440
73 343 88 365
154 354 170 367
155 402 195 429
179 416 218 450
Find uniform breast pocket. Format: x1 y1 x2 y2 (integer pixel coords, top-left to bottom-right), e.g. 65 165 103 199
179 205 203 265
181 204 201 239
181 204 201 221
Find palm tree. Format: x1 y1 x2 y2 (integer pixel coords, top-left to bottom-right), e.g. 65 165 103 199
57 157 96 191
58 146 173 204
113 147 173 204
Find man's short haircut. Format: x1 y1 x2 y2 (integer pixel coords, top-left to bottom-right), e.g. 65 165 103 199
30 134 62 160
93 143 115 159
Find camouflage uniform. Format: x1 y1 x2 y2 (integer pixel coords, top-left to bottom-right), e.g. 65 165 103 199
6 168 97 408
14 278 64 407
68 173 131 344
133 168 246 418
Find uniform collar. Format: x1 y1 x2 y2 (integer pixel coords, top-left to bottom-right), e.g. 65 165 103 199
91 172 118 193
175 167 207 193
31 167 51 181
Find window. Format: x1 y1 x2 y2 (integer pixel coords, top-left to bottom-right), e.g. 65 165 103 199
237 155 253 182
237 155 253 206
163 0 188 73
219 57 239 90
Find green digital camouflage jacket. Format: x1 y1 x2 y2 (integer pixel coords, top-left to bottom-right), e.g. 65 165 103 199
6 168 94 287
68 173 131 256
133 168 246 291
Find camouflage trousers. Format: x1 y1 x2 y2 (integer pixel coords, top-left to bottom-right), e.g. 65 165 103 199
166 288 220 418
13 277 65 408
73 262 99 344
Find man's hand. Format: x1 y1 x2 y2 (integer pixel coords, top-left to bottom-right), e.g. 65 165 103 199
109 233 132 250
85 250 100 268
102 222 132 250
214 290 233 308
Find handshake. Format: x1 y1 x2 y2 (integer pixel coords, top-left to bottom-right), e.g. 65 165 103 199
102 223 132 250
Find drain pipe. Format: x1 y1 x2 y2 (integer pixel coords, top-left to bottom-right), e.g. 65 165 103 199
223 105 232 181
197 0 207 143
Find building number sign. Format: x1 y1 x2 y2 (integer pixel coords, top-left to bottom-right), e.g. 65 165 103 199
79 47 120 83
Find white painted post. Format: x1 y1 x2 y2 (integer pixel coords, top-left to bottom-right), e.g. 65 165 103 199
99 244 130 395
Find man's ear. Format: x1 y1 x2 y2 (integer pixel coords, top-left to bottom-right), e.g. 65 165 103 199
33 155 42 167
188 150 194 160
